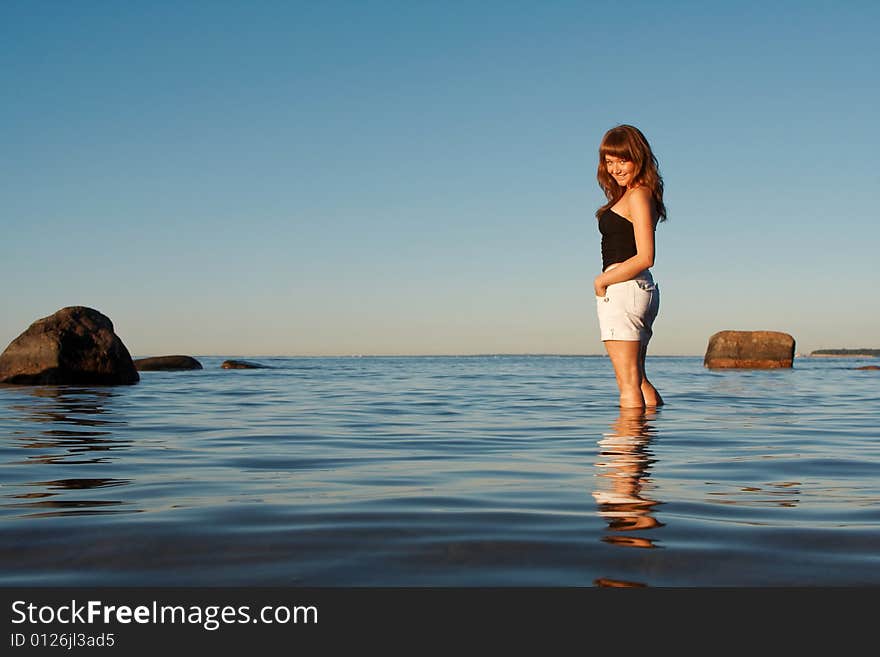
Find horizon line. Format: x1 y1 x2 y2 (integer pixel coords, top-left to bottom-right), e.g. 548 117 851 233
136 352 709 359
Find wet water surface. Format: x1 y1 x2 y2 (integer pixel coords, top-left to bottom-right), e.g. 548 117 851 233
1 356 878 586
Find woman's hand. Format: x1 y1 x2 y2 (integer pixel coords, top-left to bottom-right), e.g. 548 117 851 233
594 276 607 298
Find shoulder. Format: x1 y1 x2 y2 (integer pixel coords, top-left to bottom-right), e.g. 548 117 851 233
626 186 653 206
624 186 655 221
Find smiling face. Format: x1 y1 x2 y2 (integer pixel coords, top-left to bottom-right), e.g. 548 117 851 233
604 155 636 189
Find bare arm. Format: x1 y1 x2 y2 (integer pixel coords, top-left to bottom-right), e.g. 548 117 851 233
594 187 655 296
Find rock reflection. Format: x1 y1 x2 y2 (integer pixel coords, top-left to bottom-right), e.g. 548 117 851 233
2 387 138 518
593 408 663 550
706 481 802 508
9 387 130 465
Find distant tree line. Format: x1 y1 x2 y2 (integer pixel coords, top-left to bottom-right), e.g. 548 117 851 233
810 348 880 356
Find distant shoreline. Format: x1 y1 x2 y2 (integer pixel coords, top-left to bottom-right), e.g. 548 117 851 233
809 349 880 358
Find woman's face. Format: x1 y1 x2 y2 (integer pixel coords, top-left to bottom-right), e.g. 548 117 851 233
604 155 636 188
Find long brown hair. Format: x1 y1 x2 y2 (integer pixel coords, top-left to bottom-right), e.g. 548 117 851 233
595 124 666 224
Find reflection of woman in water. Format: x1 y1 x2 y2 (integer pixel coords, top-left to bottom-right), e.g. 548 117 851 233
593 407 662 549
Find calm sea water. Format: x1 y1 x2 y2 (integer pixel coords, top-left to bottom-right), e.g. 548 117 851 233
1 355 878 587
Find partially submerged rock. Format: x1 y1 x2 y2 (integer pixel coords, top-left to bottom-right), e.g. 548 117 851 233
854 365 880 371
221 359 267 370
134 355 203 371
704 330 795 369
0 306 139 385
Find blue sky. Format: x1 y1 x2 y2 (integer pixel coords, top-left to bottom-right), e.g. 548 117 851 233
2 1 878 356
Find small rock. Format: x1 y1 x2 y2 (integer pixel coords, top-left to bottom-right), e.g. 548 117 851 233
704 330 795 369
0 306 139 385
221 359 267 370
134 355 203 371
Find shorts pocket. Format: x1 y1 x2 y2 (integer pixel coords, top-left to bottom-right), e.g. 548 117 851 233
630 280 655 315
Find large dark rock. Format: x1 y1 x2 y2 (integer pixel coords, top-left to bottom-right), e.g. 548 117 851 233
704 330 795 369
0 306 139 385
221 359 267 370
134 355 203 371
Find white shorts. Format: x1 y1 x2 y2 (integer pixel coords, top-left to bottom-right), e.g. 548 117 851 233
596 269 659 342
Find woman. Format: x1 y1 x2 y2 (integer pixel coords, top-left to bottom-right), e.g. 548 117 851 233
594 124 665 408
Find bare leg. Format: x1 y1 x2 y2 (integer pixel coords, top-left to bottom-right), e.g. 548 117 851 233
603 340 644 408
638 341 663 407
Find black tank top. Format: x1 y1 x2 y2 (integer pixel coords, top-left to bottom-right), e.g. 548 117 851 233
599 208 638 271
